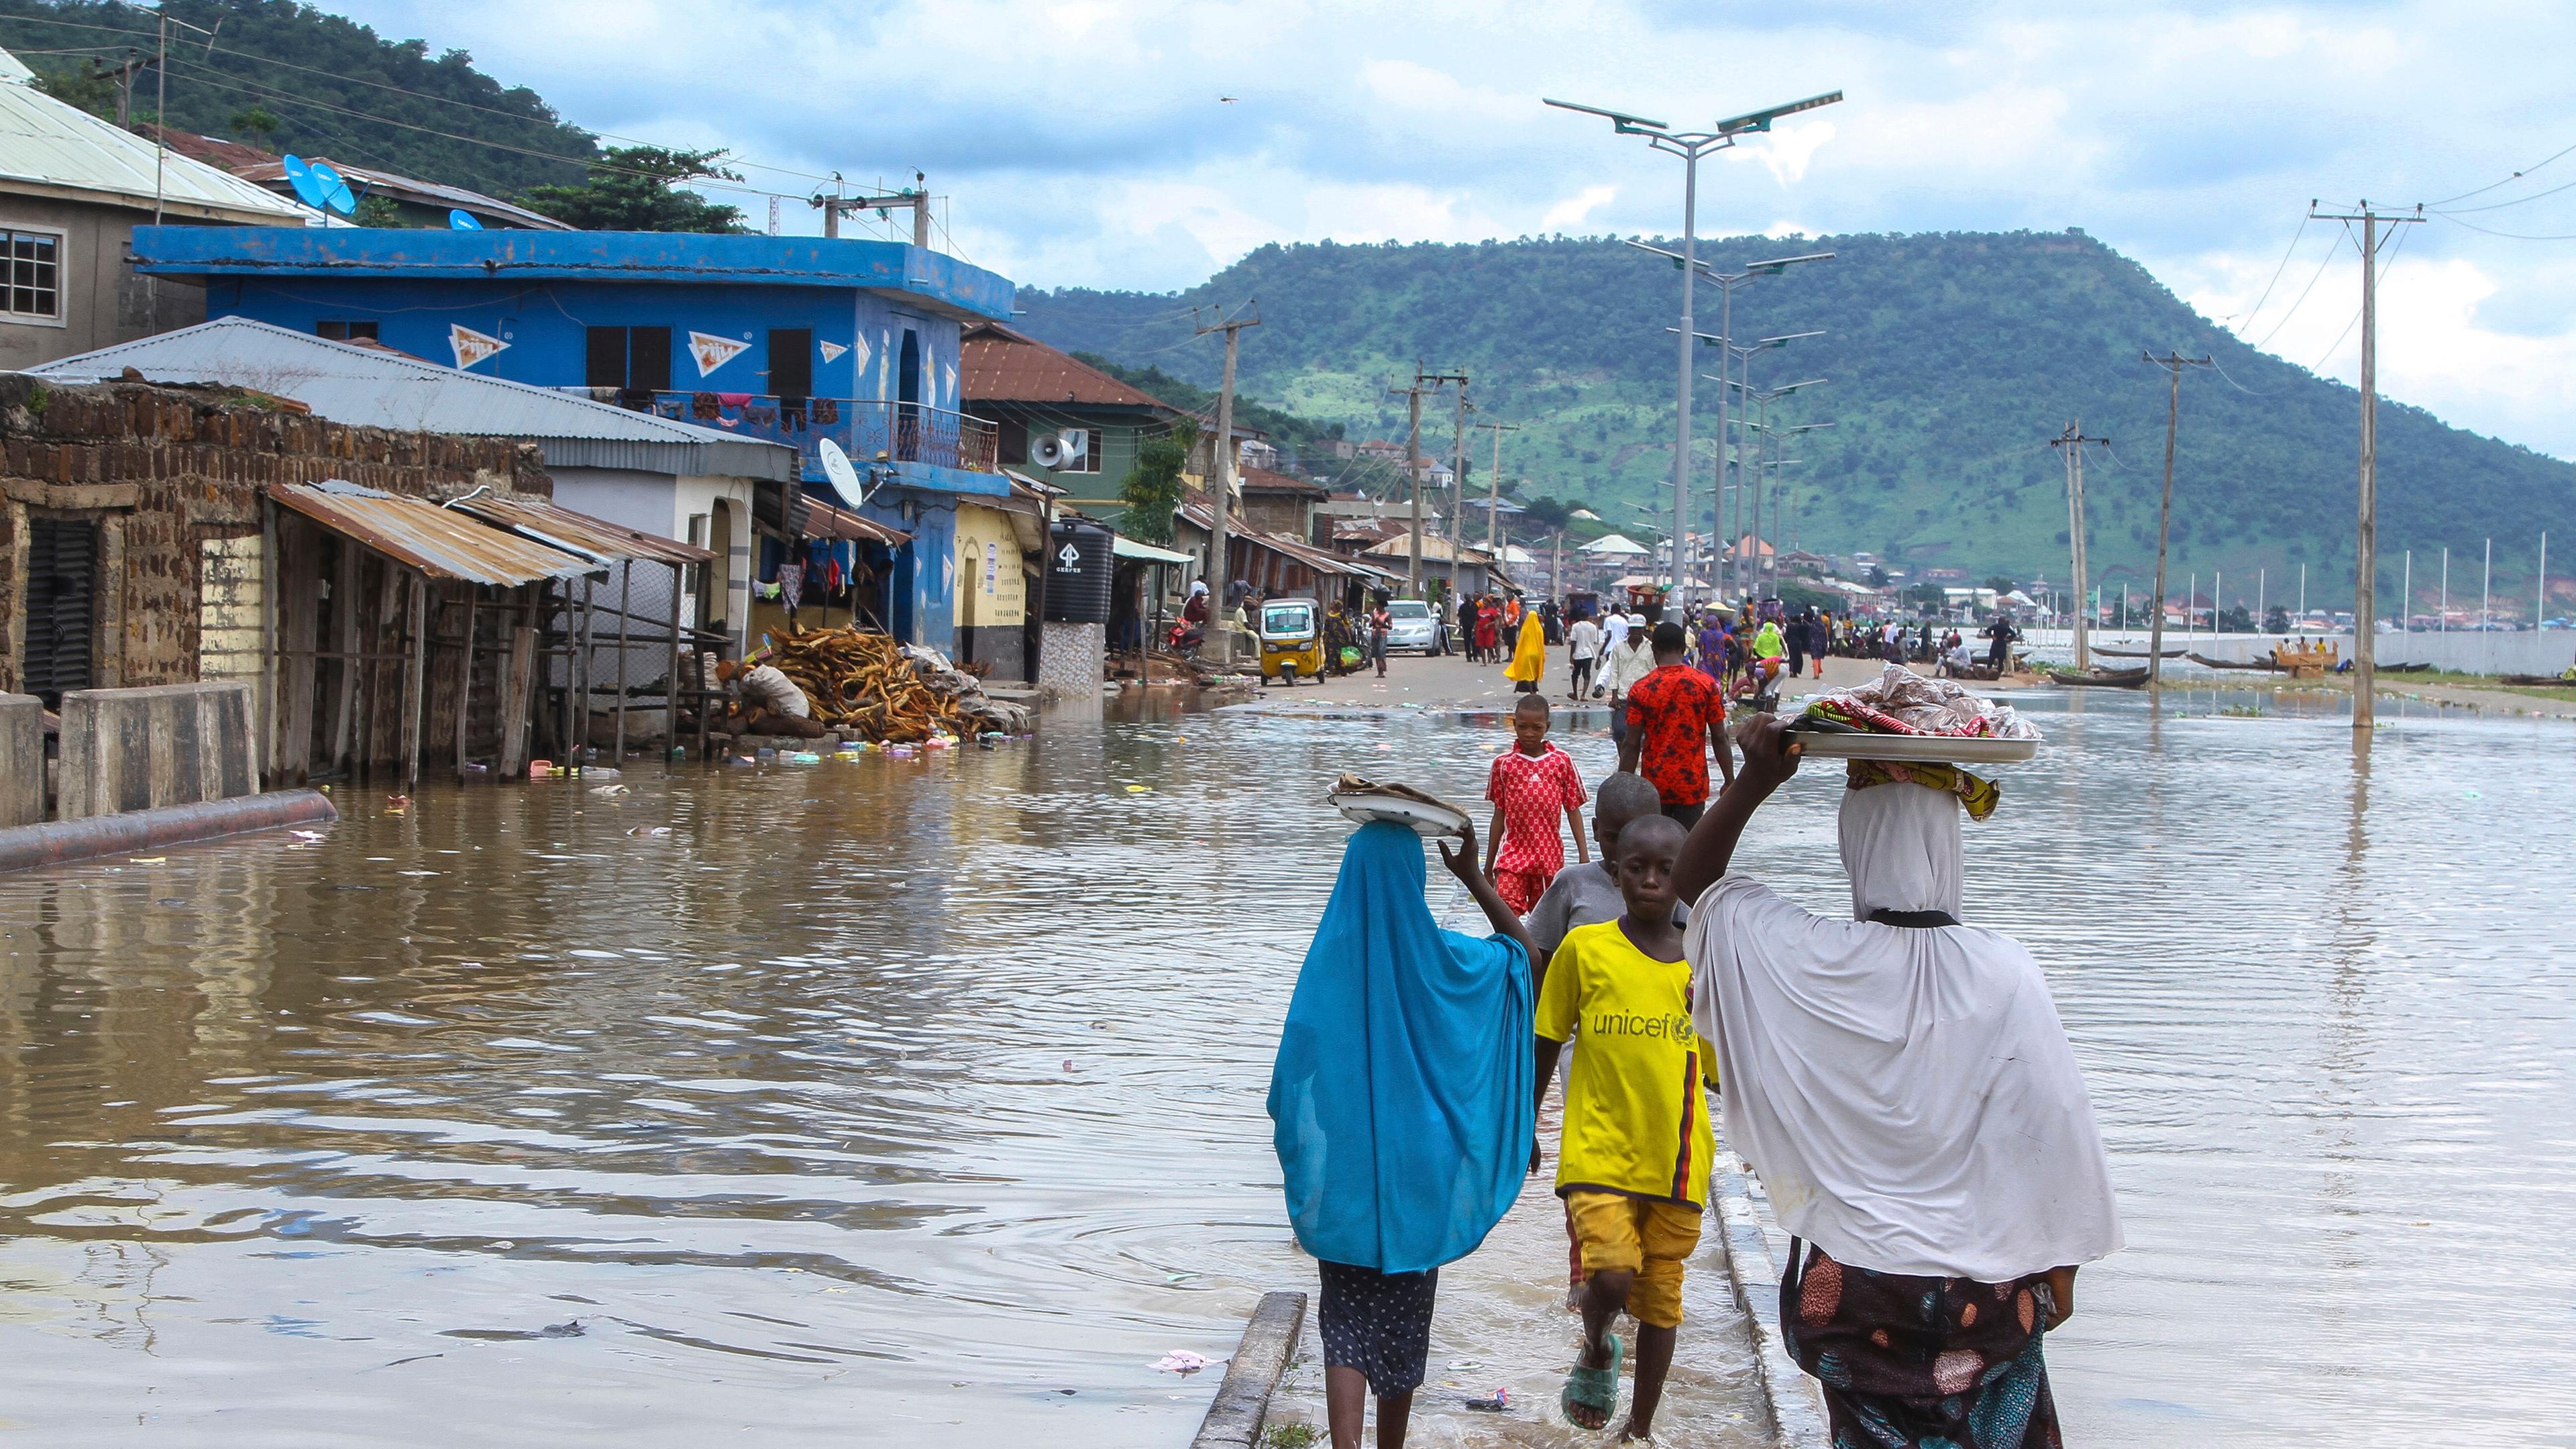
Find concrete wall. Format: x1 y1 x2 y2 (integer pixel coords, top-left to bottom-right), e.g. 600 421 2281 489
2035 627 2576 676
1038 621 1101 701
0 693 38 827
0 195 205 371
57 681 257 821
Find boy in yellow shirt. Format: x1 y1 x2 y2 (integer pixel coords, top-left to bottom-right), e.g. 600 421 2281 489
1531 812 1712 1439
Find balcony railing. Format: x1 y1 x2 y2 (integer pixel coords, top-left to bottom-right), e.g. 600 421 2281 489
592 391 1000 477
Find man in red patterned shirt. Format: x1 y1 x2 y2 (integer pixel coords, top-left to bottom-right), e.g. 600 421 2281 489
1617 621 1735 827
1483 694 1589 914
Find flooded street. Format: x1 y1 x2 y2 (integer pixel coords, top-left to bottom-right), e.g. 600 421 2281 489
3 685 2573 1446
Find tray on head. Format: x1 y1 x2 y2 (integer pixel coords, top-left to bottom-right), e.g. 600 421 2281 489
1328 791 1471 837
1780 729 2039 765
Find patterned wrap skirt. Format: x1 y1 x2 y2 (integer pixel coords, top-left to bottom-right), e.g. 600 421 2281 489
1780 1240 2063 1449
1316 1260 1440 1398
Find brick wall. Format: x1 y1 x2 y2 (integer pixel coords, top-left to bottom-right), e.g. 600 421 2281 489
0 376 549 695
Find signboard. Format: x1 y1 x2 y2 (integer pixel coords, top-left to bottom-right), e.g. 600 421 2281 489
449 323 508 370
688 331 751 377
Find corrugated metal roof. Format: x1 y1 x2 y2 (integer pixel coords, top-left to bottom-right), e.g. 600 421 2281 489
27 317 797 482
451 494 714 566
802 499 912 547
272 480 600 586
230 158 573 231
1112 535 1195 565
1181 500 1400 581
0 54 309 223
961 323 1182 413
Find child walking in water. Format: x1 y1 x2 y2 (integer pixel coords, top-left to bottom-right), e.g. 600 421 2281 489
1484 694 1587 914
1532 812 1711 1440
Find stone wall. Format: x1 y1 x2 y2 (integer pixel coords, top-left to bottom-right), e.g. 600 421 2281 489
0 694 39 827
0 375 549 697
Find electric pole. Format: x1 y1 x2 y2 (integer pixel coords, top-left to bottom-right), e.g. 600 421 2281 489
2310 199 2424 733
2141 352 2211 686
1449 376 1471 570
1473 419 1521 553
814 171 932 248
2049 423 2109 669
1196 303 1261 665
1390 366 1466 597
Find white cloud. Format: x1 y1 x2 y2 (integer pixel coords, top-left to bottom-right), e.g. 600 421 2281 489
323 0 2576 455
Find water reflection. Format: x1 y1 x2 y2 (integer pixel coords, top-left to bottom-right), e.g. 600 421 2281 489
0 688 2569 1445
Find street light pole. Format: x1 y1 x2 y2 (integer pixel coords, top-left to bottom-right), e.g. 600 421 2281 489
1551 91 1842 620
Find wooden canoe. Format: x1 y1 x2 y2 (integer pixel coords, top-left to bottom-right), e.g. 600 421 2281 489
2041 665 2149 688
2091 645 2188 658
2187 651 2277 671
2500 673 2576 688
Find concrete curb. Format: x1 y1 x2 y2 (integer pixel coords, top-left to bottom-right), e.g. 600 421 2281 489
1711 1148 1832 1449
1190 1291 1308 1449
0 788 338 874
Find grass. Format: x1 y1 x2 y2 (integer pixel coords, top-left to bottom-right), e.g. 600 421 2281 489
1263 1421 1324 1449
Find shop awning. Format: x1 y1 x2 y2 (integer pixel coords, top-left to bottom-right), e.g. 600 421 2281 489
449 493 714 567
270 480 598 586
1113 535 1195 565
803 499 913 547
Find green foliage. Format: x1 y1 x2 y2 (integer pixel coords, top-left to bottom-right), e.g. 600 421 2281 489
1982 574 2018 594
1521 494 1573 532
1118 420 1199 544
1262 1424 1323 1449
1016 231 2576 595
1778 580 1840 614
227 104 281 148
0 0 598 195
30 56 116 118
520 144 749 233
350 194 405 227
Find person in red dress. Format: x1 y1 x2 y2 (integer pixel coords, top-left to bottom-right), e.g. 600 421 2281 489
1617 621 1736 827
1474 598 1500 663
1483 694 1589 914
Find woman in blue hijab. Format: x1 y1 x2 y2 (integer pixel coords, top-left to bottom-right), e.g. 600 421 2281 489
1270 817 1541 1449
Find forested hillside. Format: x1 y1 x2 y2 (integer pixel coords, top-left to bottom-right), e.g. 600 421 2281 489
1019 232 2576 594
0 0 594 197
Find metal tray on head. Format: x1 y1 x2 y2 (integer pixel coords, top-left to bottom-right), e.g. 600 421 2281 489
1780 729 2040 766
1328 792 1471 837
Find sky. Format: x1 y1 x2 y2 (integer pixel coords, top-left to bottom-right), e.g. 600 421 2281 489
329 0 2576 460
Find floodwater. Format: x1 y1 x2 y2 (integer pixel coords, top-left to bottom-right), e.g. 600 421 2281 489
1 684 2571 1446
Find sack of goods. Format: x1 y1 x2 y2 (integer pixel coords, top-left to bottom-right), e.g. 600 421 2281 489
1795 664 2040 740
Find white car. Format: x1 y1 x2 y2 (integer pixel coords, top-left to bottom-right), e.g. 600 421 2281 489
1384 599 1439 653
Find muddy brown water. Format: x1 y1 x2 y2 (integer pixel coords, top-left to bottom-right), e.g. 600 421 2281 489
1 686 2571 1446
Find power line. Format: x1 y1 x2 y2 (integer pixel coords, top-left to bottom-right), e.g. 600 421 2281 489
2427 137 2576 207
2251 225 2343 349
2229 215 2309 336
2435 213 2576 241
2436 172 2576 215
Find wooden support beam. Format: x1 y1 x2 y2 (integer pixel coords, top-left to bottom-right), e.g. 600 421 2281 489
665 564 683 756
453 589 477 782
498 620 537 781
325 537 359 770
400 572 425 788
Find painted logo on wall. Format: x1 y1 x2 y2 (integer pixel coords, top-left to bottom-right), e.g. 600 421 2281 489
449 323 508 370
818 340 848 364
688 331 751 377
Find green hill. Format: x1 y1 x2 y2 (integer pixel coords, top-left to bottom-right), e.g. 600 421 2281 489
1017 231 2576 600
1 0 595 197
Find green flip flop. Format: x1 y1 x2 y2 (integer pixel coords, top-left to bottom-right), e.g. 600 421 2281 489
1561 1330 1623 1429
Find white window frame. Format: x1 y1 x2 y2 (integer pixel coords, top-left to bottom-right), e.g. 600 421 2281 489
1 227 65 327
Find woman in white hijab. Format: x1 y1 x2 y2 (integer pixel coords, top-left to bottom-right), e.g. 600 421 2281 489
1671 716 2118 1449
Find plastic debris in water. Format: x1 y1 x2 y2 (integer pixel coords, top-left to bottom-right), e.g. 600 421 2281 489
1125 784 1152 793
290 830 327 841
1465 1389 1509 1412
1152 1351 1208 1375
384 795 410 814
627 826 672 837
129 857 166 865
590 784 629 796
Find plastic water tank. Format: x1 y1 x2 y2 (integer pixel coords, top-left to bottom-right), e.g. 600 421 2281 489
1044 519 1115 623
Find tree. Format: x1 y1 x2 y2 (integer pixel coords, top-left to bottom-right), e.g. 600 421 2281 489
1118 422 1199 545
1982 574 2018 594
30 62 117 121
229 105 282 150
1867 564 1890 588
1519 495 1573 535
2265 604 2290 633
520 146 749 233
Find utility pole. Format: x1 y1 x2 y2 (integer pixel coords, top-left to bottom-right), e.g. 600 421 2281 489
1473 419 1521 553
2539 533 2550 633
2141 352 2211 686
2049 423 2109 669
2311 199 2424 732
1395 370 1428 594
1195 303 1262 665
1449 377 1471 570
814 171 931 248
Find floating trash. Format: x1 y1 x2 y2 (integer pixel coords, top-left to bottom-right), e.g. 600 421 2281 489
1152 1351 1208 1375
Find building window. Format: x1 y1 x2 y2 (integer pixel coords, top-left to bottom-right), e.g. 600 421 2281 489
585 325 674 392
4 230 61 321
1072 428 1103 473
317 319 379 341
996 419 1027 466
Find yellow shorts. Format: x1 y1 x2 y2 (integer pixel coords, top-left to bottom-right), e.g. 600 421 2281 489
1565 1190 1703 1329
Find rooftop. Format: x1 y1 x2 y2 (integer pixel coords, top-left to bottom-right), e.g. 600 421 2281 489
136 127 572 231
959 323 1183 413
129 225 1014 322
0 49 307 225
29 317 797 481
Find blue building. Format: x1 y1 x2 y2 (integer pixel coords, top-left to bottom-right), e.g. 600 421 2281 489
131 226 1022 661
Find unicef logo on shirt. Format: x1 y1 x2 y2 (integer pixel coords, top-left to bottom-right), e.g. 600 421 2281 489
1588 1010 1695 1042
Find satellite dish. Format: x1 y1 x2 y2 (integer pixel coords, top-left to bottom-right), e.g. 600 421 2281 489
818 437 866 507
448 209 484 231
307 160 357 216
280 154 326 208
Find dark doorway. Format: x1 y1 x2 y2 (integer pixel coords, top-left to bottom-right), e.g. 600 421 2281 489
896 329 921 461
22 517 98 708
769 329 812 402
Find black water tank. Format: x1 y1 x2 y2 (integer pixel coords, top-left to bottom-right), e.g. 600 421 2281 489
1044 519 1116 623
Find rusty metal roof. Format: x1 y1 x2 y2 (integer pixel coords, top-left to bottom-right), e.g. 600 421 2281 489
801 499 912 547
271 480 600 586
450 493 714 567
961 323 1183 413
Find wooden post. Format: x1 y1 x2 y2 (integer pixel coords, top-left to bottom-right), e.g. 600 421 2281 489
613 564 633 763
400 572 425 787
274 515 319 784
578 576 597 762
325 537 360 770
665 561 683 755
454 588 478 781
498 617 537 780
258 498 278 786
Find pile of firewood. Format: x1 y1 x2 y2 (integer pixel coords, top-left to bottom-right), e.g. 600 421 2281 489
765 627 1029 741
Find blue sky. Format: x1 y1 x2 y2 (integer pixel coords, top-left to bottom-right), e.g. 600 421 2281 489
333 0 2576 458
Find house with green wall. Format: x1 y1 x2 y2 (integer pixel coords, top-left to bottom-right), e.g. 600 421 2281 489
959 322 1189 531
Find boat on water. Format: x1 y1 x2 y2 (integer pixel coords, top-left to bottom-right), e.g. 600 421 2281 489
2501 673 2576 688
2187 651 2277 672
2041 664 2149 688
2091 645 2188 659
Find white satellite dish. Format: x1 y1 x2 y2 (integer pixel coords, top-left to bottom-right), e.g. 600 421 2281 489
818 437 866 506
